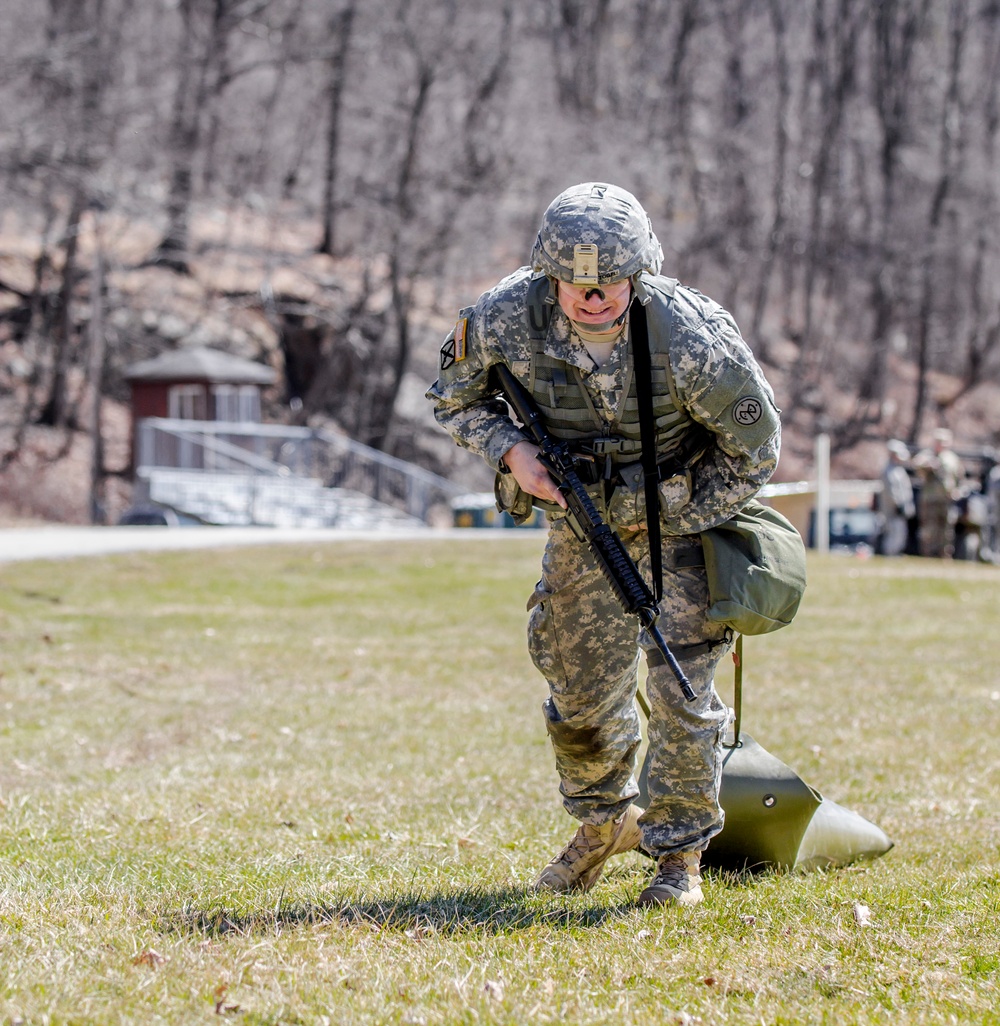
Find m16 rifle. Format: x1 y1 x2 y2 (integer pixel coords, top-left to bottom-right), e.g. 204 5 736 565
492 363 695 702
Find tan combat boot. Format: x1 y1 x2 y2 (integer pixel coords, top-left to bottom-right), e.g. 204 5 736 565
637 850 703 906
533 805 643 894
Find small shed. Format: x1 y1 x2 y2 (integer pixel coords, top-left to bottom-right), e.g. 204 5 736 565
124 345 277 424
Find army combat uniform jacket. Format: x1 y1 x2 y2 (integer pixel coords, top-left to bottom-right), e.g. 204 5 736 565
427 268 780 534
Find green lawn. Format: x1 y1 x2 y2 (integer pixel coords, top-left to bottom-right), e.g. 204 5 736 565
1 535 998 1025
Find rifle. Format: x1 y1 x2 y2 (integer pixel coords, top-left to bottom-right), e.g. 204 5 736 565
493 363 696 702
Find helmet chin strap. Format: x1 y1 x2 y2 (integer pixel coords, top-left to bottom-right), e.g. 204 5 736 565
570 311 627 335
570 309 629 341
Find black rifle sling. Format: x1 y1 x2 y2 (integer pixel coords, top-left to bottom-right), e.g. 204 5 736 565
630 299 663 601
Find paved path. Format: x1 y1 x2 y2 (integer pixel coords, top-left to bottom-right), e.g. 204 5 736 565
0 524 501 564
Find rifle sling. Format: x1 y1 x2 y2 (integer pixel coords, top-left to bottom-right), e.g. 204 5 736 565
630 299 663 601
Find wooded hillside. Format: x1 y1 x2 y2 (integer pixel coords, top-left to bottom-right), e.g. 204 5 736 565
2 0 999 522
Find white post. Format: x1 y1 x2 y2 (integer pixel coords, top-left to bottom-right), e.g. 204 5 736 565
815 433 831 553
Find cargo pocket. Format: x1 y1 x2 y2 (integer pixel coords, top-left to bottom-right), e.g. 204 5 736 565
526 581 566 685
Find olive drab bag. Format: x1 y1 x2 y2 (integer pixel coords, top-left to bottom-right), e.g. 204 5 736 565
701 500 807 636
637 637 894 873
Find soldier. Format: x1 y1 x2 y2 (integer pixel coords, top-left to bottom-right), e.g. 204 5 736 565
914 428 963 558
877 440 915 557
427 183 780 906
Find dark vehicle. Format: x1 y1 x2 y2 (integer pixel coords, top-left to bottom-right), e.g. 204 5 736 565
809 506 878 551
117 504 180 527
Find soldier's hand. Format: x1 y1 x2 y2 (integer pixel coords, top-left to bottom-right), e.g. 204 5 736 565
502 441 568 509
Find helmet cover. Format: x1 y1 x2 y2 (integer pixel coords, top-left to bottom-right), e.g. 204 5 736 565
530 182 663 285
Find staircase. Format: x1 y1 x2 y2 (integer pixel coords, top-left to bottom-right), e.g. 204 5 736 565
134 419 463 529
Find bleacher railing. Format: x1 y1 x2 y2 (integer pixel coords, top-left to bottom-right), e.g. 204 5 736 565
135 418 464 524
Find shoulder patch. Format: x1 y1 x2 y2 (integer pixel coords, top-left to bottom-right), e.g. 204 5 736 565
733 395 763 426
440 317 469 370
439 338 456 370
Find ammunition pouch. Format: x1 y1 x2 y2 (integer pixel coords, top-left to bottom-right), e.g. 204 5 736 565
494 471 535 525
494 429 711 528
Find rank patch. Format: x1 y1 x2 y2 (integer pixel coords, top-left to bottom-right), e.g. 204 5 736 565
454 317 468 361
733 396 763 426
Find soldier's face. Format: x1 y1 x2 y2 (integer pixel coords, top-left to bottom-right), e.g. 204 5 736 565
557 279 631 332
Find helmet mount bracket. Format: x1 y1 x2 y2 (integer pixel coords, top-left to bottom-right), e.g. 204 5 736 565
572 244 600 285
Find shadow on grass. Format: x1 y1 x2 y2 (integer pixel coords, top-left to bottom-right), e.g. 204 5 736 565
166 885 642 938
165 868 772 940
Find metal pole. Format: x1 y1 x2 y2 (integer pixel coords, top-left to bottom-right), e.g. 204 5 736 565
815 432 831 553
87 215 106 524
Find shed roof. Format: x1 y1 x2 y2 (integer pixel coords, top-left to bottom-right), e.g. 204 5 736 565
124 346 276 385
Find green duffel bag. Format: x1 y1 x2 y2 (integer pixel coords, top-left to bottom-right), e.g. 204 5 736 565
701 500 807 635
636 638 894 874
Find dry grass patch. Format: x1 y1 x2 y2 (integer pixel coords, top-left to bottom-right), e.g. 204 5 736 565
1 537 998 1025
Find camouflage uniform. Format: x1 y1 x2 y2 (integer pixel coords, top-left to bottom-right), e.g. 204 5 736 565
915 437 963 559
427 262 780 860
427 179 780 878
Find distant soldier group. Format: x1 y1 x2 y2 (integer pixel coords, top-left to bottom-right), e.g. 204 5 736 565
876 428 999 562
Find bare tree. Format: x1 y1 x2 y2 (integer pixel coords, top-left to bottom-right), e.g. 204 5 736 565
29 0 117 430
318 2 356 257
929 3 1000 424
750 0 795 354
86 211 108 523
908 0 971 439
851 0 933 437
793 0 867 381
152 0 274 272
542 0 614 112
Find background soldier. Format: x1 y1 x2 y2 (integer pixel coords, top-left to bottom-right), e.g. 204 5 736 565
427 183 780 906
914 428 964 558
877 440 915 556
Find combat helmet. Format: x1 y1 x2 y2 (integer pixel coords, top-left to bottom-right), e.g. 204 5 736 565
530 182 663 286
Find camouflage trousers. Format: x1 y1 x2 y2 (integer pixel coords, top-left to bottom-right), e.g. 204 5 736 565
527 517 732 857
918 499 955 558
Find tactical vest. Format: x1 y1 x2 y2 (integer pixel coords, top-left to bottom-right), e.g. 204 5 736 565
523 281 698 470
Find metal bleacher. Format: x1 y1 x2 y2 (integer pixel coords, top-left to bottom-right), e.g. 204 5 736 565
133 419 464 529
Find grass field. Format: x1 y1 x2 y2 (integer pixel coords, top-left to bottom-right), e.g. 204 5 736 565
1 534 998 1025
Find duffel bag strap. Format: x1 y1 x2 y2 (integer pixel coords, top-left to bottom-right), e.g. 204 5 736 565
729 633 744 748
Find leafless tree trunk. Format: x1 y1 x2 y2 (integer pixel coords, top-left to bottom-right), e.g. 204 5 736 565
711 0 756 314
37 190 85 430
794 0 865 375
928 4 1000 422
543 0 613 112
853 0 932 431
36 0 110 429
152 0 203 273
909 0 970 439
361 39 436 449
667 0 708 277
153 0 272 272
318 3 356 257
750 0 793 355
359 0 513 453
